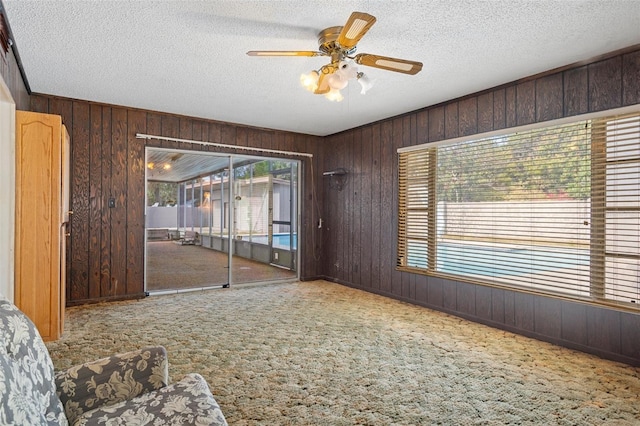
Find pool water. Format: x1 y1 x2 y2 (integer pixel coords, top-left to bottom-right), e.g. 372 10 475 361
408 242 589 278
250 233 297 249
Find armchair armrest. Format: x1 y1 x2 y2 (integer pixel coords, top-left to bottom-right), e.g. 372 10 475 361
55 346 169 424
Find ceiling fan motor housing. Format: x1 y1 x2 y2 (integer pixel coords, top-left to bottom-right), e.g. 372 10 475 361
318 26 357 60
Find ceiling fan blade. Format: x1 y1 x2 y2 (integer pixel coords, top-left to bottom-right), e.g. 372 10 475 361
246 50 323 57
337 12 376 49
354 53 423 75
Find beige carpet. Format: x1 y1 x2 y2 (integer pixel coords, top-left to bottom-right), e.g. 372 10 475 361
46 281 640 425
146 241 296 291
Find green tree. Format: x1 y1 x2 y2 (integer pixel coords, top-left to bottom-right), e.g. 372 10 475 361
147 182 178 206
436 122 591 202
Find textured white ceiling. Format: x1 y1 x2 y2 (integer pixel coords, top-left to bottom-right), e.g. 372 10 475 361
3 1 640 136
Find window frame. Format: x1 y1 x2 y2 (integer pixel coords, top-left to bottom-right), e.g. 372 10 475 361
397 105 640 311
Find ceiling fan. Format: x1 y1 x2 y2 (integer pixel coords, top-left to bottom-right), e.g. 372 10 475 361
247 12 423 101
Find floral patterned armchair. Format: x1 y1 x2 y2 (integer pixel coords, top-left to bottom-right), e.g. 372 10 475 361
0 297 227 425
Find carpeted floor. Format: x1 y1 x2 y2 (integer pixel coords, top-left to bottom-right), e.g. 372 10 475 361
147 241 297 291
46 281 640 425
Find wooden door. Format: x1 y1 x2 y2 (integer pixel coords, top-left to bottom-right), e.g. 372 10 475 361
15 110 65 341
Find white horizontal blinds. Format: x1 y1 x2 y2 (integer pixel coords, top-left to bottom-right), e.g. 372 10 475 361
592 113 640 304
398 110 640 308
397 149 435 270
433 122 592 297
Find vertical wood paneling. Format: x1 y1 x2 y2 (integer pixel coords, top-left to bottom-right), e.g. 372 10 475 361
379 121 393 293
325 134 339 279
221 124 236 147
560 301 588 346
360 126 373 287
337 133 349 283
516 80 536 125
192 120 204 142
428 106 445 142
505 86 516 128
147 113 162 136
620 313 640 360
589 57 623 112
391 118 403 296
491 288 505 323
444 102 459 139
351 129 362 285
493 88 506 130
30 95 49 113
586 306 621 354
458 97 478 136
534 297 562 338
179 118 193 141
283 133 295 154
100 107 112 297
402 116 413 298
514 292 534 332
414 274 427 304
110 108 128 297
70 102 90 301
246 128 260 150
88 104 103 300
456 281 476 316
370 123 382 291
475 285 492 321
536 74 563 122
208 122 222 144
303 140 323 279
236 126 248 147
563 66 589 116
343 132 352 284
126 110 146 295
442 280 456 310
504 290 515 327
622 50 640 106
477 92 493 133
427 276 444 308
161 115 179 142
416 110 428 144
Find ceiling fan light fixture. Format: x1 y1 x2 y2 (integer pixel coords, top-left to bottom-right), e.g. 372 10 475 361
247 11 422 101
300 70 319 92
325 88 344 102
357 72 373 94
328 72 348 91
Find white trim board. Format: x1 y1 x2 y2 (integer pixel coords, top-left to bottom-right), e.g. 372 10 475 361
0 76 16 302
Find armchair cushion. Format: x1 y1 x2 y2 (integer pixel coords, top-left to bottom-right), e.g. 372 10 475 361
73 373 226 426
0 298 67 425
55 347 170 424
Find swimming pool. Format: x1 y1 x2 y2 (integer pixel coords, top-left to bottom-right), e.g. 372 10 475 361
249 233 297 249
407 242 589 278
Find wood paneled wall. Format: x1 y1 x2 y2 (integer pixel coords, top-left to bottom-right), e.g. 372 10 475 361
26 45 640 365
321 48 640 366
30 96 324 305
0 11 29 109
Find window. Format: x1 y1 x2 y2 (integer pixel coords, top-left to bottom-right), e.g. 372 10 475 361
398 110 640 309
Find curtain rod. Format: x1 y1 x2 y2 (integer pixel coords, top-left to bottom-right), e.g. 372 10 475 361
136 133 313 158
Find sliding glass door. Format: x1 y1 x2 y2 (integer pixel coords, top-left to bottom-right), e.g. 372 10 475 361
145 149 299 294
